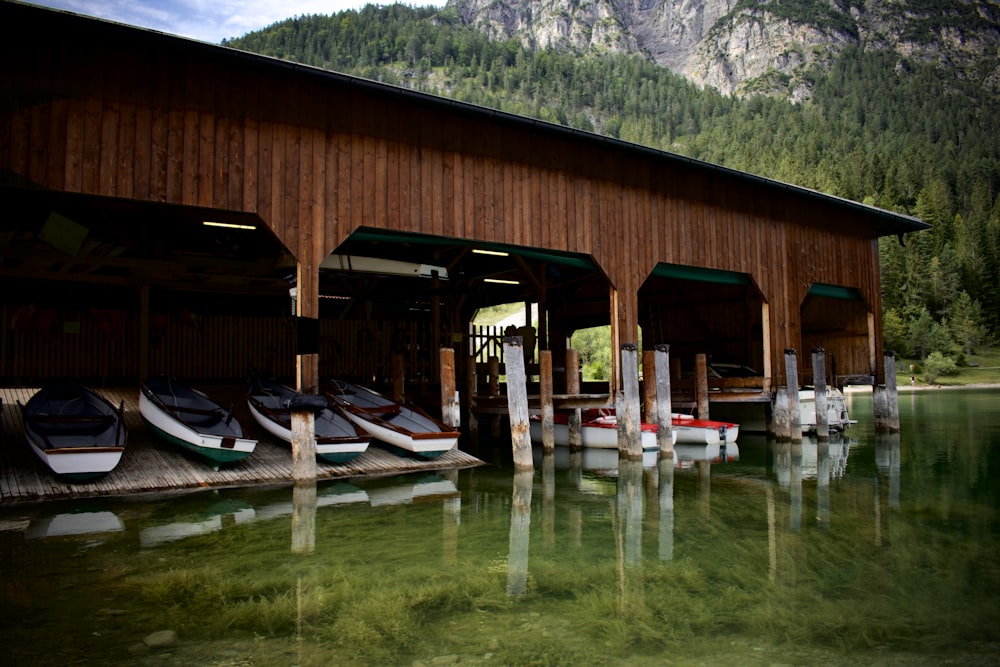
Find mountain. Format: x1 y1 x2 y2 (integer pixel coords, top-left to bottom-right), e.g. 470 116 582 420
447 0 1000 99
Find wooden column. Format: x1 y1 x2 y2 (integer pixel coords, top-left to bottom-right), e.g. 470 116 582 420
138 284 150 382
488 354 501 437
466 352 479 439
503 336 533 470
539 349 554 452
811 347 829 440
440 347 460 428
785 349 802 442
875 350 900 432
695 352 710 419
653 344 673 456
391 353 405 403
565 348 583 450
618 343 643 458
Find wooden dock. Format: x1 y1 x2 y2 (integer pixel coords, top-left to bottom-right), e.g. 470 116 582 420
0 386 485 504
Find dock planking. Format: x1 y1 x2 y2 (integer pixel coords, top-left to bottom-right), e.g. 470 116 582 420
0 386 485 504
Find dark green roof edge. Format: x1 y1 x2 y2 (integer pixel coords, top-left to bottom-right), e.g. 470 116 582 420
349 228 597 270
651 263 752 285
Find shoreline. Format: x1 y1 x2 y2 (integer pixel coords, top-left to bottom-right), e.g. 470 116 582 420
843 382 1000 393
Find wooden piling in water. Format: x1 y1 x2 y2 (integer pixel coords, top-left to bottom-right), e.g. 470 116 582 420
565 348 583 451
503 336 533 470
875 350 900 433
653 344 674 456
290 409 317 482
439 347 460 428
539 350 554 452
695 353 710 419
618 343 643 458
785 349 802 442
811 347 829 440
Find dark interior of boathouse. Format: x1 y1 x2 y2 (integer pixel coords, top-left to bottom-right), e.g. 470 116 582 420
0 2 928 468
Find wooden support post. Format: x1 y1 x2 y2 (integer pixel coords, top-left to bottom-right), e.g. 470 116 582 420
439 347 460 428
770 387 791 440
695 353 710 420
566 348 583 451
290 409 317 482
811 347 829 440
539 349 554 452
643 350 656 419
784 349 802 442
653 344 674 457
488 354 501 438
391 353 405 403
618 343 643 458
466 352 479 439
875 351 901 432
138 284 150 383
503 336 533 470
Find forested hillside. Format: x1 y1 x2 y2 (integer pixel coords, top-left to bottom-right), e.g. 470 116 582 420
226 4 1000 360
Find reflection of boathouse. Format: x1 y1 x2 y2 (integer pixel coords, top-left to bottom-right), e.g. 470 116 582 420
1 4 925 478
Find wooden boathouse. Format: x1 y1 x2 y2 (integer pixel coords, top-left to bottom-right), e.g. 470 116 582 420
0 3 926 485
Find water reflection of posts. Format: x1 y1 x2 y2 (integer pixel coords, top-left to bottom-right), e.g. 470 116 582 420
816 442 831 530
442 469 460 567
698 460 711 519
291 481 317 554
657 457 674 561
790 442 803 530
875 432 901 510
618 459 644 565
543 451 555 548
507 469 533 596
504 336 533 470
568 450 583 547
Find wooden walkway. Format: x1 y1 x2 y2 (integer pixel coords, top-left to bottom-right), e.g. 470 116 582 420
0 386 485 504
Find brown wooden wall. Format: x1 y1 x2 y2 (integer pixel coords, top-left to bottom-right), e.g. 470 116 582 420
0 3 907 388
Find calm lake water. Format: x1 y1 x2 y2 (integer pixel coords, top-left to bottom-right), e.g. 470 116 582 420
2 389 999 666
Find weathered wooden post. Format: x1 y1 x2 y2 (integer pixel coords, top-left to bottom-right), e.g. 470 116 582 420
466 352 479 440
811 347 829 440
653 344 674 457
539 350 555 452
565 348 583 451
695 352 710 419
290 394 327 482
618 343 643 458
488 354 501 438
643 349 656 419
503 336 533 470
439 347 460 428
785 349 802 442
874 351 901 432
770 387 791 440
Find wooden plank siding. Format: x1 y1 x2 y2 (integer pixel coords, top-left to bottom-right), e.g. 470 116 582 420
0 3 923 391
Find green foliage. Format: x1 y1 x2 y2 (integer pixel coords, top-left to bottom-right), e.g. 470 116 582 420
227 4 1000 347
922 350 959 383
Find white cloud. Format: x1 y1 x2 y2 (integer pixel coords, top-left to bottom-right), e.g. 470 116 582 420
26 0 444 44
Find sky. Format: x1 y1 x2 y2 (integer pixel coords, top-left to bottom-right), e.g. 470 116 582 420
26 0 445 44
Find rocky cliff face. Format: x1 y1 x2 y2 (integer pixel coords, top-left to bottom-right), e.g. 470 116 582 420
446 0 1000 98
